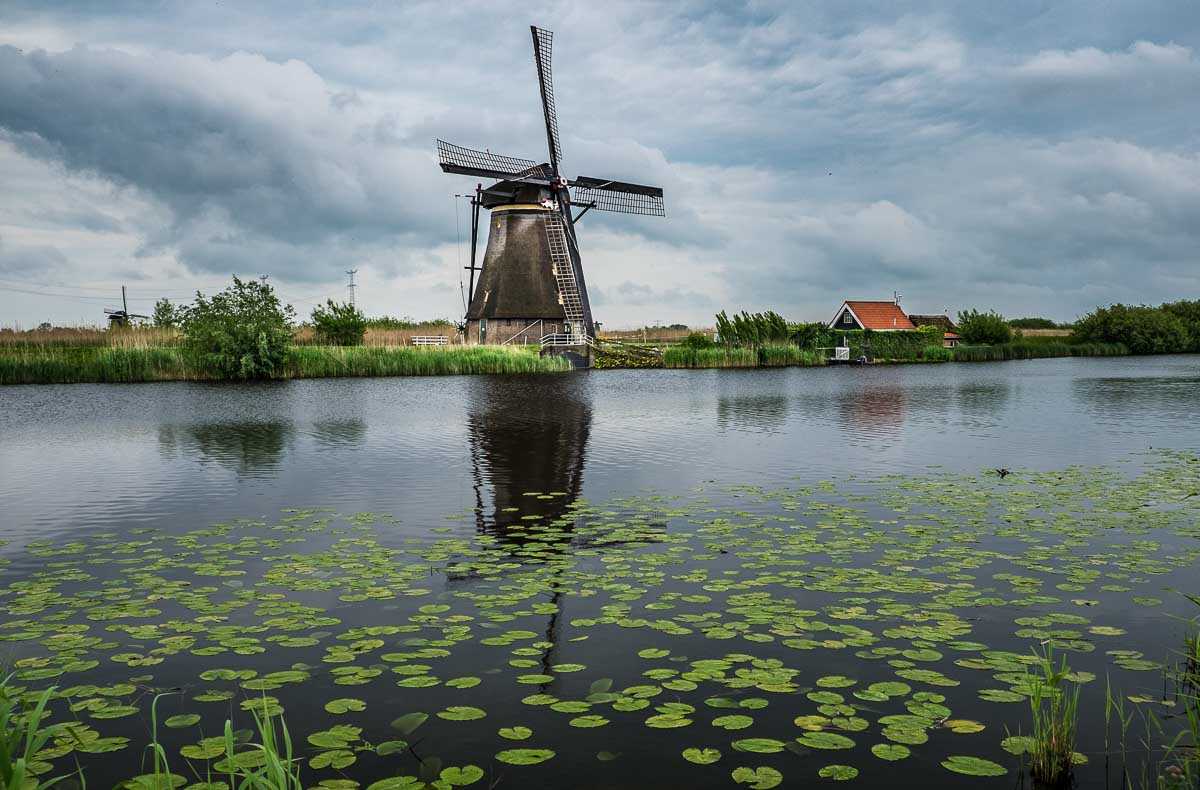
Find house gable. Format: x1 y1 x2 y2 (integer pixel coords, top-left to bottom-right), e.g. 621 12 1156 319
827 301 916 331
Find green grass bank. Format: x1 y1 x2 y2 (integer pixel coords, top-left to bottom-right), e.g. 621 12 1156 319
0 345 569 385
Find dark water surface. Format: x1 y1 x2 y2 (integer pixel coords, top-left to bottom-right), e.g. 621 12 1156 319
1 355 1199 789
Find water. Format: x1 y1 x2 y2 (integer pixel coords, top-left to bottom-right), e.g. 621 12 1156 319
1 355 1198 788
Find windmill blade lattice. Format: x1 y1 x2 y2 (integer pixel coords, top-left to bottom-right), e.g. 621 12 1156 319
437 139 550 181
531 26 563 171
570 177 665 217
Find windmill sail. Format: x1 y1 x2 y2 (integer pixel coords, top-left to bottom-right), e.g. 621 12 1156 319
437 139 550 181
530 26 563 172
570 177 665 217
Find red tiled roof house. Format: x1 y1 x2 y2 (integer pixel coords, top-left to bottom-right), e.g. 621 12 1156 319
827 300 916 331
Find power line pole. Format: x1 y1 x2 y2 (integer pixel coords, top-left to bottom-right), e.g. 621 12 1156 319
346 269 358 307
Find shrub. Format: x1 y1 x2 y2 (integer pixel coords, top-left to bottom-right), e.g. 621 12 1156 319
181 276 296 380
153 298 181 329
957 309 1013 345
679 332 716 350
311 300 367 346
790 322 827 348
916 324 944 344
1073 304 1190 354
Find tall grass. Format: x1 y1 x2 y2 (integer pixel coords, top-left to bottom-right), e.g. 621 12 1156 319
0 347 195 384
286 346 569 377
952 341 1127 362
0 345 568 384
757 344 825 367
664 345 825 369
0 326 181 349
293 325 463 347
1027 644 1081 786
0 678 76 790
663 347 757 368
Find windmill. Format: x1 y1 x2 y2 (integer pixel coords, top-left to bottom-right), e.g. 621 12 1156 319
104 286 149 327
437 25 665 366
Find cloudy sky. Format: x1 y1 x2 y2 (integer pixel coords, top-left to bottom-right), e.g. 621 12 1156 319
1 1 1198 328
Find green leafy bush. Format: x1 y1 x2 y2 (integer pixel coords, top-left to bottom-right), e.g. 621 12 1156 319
1073 304 1190 354
679 332 716 350
957 310 1013 345
181 276 296 379
311 300 367 346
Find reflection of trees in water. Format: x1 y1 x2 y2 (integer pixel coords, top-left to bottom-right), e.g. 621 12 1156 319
717 394 789 432
1071 376 1200 418
310 419 367 448
157 421 293 476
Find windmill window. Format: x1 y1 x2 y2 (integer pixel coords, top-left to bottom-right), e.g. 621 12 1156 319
479 319 487 338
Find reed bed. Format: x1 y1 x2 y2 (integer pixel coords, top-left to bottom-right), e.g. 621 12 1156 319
0 345 567 384
757 344 825 367
0 326 181 349
952 341 1127 362
286 346 568 377
663 347 758 368
292 325 463 347
0 347 195 384
664 345 826 369
1026 645 1081 786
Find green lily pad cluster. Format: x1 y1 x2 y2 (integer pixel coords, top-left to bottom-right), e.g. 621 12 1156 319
0 453 1198 787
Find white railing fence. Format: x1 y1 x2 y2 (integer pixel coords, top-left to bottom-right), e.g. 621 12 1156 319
412 335 449 346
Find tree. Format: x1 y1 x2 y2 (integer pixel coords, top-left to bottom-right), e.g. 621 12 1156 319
1161 300 1200 352
153 298 181 328
1008 317 1059 329
957 309 1012 345
181 276 296 379
311 300 367 346
1073 304 1190 354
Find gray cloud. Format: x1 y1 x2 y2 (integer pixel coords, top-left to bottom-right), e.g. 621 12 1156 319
0 1 1198 327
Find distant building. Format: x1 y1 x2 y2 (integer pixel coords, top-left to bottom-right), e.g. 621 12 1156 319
827 300 916 331
908 314 961 348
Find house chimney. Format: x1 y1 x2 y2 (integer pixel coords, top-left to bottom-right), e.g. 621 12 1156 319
893 290 902 306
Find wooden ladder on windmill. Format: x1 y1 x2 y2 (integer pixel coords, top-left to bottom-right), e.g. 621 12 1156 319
544 210 589 346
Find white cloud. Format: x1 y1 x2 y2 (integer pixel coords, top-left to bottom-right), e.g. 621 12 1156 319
1 2 1198 329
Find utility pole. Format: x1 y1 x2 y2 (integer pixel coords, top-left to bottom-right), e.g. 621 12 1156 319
346 269 358 307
